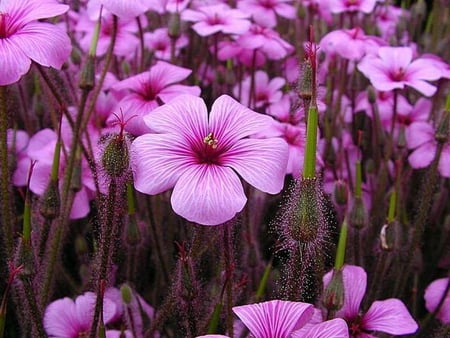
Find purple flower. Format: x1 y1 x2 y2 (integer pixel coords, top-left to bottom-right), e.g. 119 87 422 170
233 300 349 338
144 28 188 61
357 47 442 96
43 292 119 337
406 121 450 177
328 0 378 14
99 0 154 19
424 277 450 324
181 3 251 37
108 61 201 135
131 94 288 225
0 0 71 85
237 0 296 28
323 265 418 337
320 27 386 61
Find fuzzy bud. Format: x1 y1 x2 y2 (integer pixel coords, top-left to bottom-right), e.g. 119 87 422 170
299 60 313 104
322 269 345 312
367 86 377 104
289 178 320 242
380 222 396 251
102 135 129 177
349 197 366 229
120 284 133 305
333 180 348 206
126 216 141 246
71 159 83 192
40 180 60 220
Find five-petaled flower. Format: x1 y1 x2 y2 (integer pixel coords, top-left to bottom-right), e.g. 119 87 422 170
0 0 71 85
131 94 288 226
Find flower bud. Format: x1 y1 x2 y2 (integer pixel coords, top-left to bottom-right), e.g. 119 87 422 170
322 268 345 313
40 180 60 220
349 196 367 229
78 55 95 91
289 178 320 242
168 12 181 39
435 109 449 144
333 180 348 206
126 216 141 247
120 283 133 305
102 135 129 177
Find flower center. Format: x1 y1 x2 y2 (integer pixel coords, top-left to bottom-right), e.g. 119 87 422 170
0 12 9 38
197 132 221 164
390 67 405 81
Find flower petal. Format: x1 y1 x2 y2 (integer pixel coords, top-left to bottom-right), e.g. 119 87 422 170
11 22 71 69
0 38 31 85
292 318 349 338
233 300 314 338
424 277 450 323
405 121 434 150
209 95 274 147
363 299 418 335
44 297 81 337
143 94 208 137
131 133 193 195
408 143 436 169
171 164 246 225
2 0 68 25
221 138 288 194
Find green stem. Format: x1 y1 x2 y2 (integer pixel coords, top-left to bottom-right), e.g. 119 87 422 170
335 217 348 270
303 104 318 178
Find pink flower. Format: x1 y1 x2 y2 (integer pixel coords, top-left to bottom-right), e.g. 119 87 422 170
43 291 119 337
0 0 71 85
323 265 418 337
234 70 285 109
328 0 378 14
144 28 188 61
181 4 251 37
406 121 450 177
320 27 386 61
108 61 201 135
99 0 155 19
76 8 140 57
357 47 443 96
237 0 296 28
233 300 349 338
131 94 288 225
424 277 450 324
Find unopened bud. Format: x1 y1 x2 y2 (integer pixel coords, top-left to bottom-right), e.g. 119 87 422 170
367 86 377 104
102 135 129 177
322 269 345 312
333 180 348 206
126 216 141 246
120 283 133 305
168 12 181 39
78 55 95 91
299 60 313 103
71 159 83 192
75 235 88 256
435 110 449 144
40 180 60 219
349 196 366 229
289 178 320 242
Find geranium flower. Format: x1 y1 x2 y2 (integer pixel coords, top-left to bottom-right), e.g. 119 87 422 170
131 94 288 225
233 300 349 338
108 61 201 135
328 0 378 14
237 0 296 28
0 0 71 85
357 47 443 96
144 28 188 61
181 3 251 37
406 121 450 177
43 291 119 337
234 70 285 109
323 265 418 337
424 277 450 324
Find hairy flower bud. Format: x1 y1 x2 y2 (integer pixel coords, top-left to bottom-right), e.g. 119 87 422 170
78 55 95 91
102 135 130 177
289 178 320 242
168 12 181 39
120 283 133 305
40 180 60 220
322 268 345 312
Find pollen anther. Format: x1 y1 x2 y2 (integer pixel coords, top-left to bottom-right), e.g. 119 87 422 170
203 132 218 149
